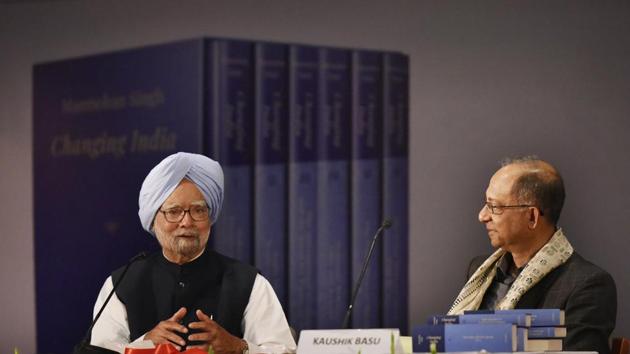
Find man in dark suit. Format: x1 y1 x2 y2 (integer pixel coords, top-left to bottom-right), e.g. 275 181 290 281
449 157 616 354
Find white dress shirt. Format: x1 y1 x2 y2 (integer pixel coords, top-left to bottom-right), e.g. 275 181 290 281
90 273 296 354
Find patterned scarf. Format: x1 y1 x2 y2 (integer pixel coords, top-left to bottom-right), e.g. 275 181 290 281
448 228 573 315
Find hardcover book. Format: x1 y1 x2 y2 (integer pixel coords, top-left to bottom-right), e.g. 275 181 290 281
210 39 256 263
316 47 352 329
426 315 460 325
288 44 320 331
412 324 517 352
465 308 566 327
527 326 567 338
33 39 206 354
428 313 532 327
527 338 563 351
459 313 532 327
253 41 289 306
517 327 529 352
350 49 384 328
381 51 409 332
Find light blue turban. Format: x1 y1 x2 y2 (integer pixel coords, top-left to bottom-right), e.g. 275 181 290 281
138 152 224 235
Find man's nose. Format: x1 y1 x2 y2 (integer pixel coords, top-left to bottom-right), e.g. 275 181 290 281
179 211 195 226
479 204 491 223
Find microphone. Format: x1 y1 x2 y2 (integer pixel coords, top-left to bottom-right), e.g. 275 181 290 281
73 251 148 354
341 219 392 329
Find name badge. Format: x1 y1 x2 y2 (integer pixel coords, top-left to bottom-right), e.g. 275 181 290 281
297 329 401 354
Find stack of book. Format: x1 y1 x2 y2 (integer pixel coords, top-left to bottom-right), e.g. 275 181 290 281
413 309 566 352
33 37 410 353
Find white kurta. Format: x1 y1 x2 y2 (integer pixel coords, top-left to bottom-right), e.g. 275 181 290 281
90 273 297 354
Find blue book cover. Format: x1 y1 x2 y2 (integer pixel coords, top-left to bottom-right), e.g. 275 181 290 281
381 51 409 332
527 326 567 338
413 324 517 352
288 44 320 331
459 313 531 327
33 39 205 354
351 49 383 328
210 39 255 263
446 324 517 352
465 308 565 326
316 47 351 329
444 324 517 352
253 41 289 306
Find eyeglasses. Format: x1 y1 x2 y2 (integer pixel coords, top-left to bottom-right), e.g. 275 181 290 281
158 205 210 223
483 202 543 215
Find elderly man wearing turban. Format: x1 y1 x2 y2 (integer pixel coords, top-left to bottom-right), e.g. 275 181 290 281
90 152 296 354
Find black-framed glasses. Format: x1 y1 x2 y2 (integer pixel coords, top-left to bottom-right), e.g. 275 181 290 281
483 202 543 216
158 205 210 223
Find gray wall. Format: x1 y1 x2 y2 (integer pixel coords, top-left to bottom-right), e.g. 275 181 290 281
1 1 628 352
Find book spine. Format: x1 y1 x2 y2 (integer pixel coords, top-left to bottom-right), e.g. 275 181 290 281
381 51 409 332
495 309 565 326
426 315 460 325
351 50 384 328
204 39 218 159
459 313 531 327
316 47 352 329
212 39 255 263
288 44 320 331
464 308 565 326
253 41 289 306
528 310 564 327
528 326 566 338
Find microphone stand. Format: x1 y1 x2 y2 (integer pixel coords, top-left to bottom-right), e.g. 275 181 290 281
341 219 392 329
73 252 147 354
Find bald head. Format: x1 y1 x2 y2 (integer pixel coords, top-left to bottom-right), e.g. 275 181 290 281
498 157 565 225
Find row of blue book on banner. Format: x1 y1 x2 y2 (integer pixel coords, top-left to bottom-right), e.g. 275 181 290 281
413 309 566 352
33 37 408 353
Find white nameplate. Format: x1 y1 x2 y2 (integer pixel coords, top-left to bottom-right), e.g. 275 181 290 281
298 329 402 354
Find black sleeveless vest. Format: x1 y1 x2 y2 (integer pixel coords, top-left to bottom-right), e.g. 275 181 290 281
112 249 257 343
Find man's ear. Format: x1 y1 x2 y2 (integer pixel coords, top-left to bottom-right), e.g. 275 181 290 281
150 216 156 234
528 207 541 229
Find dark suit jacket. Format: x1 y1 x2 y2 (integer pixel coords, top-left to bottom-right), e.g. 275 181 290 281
468 252 617 354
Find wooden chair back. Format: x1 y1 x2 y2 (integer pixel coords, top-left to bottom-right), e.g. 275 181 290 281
612 337 630 354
